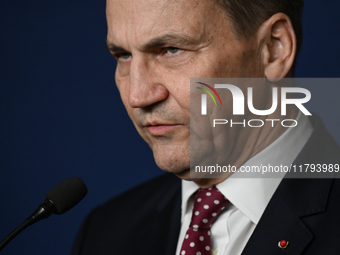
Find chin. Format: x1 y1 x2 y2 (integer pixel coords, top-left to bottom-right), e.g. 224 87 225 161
154 155 190 175
152 145 190 171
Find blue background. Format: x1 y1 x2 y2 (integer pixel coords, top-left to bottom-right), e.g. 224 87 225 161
0 0 339 254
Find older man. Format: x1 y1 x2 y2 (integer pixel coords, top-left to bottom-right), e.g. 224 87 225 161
72 0 340 254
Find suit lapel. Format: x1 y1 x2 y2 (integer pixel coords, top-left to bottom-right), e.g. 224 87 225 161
136 174 181 255
241 189 313 255
242 115 339 255
155 178 182 255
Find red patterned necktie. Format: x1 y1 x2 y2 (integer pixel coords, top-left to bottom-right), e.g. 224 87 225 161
180 187 230 255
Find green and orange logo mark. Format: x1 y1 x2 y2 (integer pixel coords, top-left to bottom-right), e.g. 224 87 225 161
196 82 222 106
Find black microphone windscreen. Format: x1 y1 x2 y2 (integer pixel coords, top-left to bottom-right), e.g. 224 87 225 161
45 176 88 214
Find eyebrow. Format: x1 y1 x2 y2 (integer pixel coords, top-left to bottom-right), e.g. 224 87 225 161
106 33 201 53
106 43 126 53
140 34 201 51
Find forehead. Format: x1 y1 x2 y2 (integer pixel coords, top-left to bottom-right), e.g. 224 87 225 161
106 0 227 47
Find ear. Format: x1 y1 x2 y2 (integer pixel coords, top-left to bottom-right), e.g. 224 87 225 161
257 13 297 81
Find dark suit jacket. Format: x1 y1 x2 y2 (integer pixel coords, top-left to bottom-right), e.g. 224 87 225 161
72 115 340 255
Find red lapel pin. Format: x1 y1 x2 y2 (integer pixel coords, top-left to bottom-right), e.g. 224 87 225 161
278 240 289 249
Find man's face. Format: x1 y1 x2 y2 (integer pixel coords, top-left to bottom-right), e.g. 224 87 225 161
106 0 263 177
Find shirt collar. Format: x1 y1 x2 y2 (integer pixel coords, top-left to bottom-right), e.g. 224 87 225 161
181 112 313 224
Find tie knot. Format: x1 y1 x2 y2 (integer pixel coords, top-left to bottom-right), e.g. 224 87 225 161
190 187 229 229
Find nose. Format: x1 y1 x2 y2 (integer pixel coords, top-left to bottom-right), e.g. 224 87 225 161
128 57 169 108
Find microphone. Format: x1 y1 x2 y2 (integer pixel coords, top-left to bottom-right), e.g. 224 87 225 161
0 176 88 252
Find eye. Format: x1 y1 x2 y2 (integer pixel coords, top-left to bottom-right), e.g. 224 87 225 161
120 52 132 60
166 47 180 54
113 52 131 61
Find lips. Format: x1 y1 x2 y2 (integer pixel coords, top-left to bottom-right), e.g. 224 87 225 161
145 123 179 136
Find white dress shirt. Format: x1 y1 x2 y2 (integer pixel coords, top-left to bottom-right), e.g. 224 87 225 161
175 113 313 255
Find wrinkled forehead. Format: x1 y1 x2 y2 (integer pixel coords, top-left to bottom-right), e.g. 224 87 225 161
106 0 222 47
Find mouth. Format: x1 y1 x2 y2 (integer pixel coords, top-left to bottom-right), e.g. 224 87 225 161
145 123 180 136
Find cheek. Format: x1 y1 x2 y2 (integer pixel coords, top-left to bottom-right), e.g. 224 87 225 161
115 75 135 120
115 70 129 103
172 87 191 117
184 54 228 80
161 71 191 116
116 62 131 78
193 40 259 78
